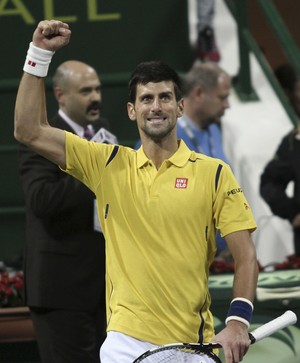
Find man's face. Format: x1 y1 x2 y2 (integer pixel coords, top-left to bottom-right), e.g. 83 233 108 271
59 69 102 126
127 81 183 141
199 74 231 128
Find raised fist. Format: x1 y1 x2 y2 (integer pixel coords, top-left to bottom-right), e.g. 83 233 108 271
32 20 71 52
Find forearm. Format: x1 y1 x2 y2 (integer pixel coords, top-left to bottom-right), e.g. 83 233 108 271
14 20 71 167
232 246 258 302
225 230 259 307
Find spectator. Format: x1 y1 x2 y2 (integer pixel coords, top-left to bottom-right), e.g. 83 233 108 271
18 60 117 363
260 64 300 259
195 0 220 62
179 62 231 257
178 62 230 160
274 63 300 118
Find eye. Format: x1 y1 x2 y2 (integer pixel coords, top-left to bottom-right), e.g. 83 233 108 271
141 95 152 103
80 88 91 96
161 94 171 102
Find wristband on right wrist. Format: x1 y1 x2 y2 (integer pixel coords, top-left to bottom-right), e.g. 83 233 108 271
23 42 55 77
225 297 254 328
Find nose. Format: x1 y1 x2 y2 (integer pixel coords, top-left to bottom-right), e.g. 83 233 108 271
91 89 101 102
223 98 230 110
151 97 162 111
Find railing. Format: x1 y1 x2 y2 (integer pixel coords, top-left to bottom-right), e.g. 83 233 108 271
224 0 299 127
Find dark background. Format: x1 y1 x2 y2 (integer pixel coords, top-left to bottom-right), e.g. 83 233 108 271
1 0 300 263
0 0 194 262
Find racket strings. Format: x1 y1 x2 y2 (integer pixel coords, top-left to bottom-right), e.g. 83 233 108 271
137 349 217 362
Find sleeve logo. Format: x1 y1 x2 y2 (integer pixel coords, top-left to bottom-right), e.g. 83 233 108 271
227 187 243 196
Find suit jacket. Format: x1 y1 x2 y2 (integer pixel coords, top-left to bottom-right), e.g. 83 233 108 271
18 113 107 311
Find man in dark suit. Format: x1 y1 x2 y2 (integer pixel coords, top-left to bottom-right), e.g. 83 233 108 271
18 60 117 363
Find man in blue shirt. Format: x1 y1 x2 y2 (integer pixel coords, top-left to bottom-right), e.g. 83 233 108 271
178 62 230 161
178 62 231 256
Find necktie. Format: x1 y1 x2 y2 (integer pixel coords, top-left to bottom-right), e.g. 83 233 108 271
83 126 94 140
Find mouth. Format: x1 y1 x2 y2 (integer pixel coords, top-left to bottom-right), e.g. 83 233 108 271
88 107 100 116
147 116 166 125
87 101 101 116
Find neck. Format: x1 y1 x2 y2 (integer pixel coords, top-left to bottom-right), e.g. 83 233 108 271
141 135 178 170
184 103 204 129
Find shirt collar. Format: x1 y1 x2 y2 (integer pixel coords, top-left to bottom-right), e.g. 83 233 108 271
136 140 192 169
178 114 200 131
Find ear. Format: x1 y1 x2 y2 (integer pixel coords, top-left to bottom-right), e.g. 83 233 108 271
127 102 137 121
177 98 184 118
53 86 64 103
193 85 203 98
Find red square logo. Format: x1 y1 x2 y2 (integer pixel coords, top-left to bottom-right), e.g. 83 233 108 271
28 60 36 67
175 178 188 189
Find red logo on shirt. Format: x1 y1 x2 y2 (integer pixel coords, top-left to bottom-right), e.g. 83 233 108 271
175 178 188 189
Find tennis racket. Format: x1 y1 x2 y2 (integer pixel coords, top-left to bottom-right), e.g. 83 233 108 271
133 310 297 363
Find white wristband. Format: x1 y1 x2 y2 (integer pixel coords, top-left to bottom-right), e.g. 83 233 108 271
23 42 55 77
225 315 250 328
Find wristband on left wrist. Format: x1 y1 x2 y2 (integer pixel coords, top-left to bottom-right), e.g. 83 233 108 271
23 42 55 77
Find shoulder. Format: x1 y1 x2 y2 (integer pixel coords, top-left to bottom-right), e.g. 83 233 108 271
49 113 74 133
176 120 185 135
189 149 227 166
208 123 222 135
187 150 231 180
66 132 134 158
276 128 298 155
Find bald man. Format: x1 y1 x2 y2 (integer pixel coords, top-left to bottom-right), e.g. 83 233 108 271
18 61 117 363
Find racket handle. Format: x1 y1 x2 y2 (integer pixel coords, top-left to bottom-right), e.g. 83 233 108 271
249 310 297 344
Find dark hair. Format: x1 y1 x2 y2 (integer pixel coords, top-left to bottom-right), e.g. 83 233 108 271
128 61 182 103
274 63 299 93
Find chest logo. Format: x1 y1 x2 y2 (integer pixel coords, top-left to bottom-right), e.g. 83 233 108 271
175 178 188 189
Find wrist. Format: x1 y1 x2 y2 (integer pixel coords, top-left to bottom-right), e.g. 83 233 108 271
23 42 55 77
225 297 254 328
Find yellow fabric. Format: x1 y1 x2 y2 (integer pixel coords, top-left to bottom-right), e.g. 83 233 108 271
63 131 257 345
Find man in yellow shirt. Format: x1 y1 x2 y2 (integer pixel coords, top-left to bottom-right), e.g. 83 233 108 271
15 20 259 363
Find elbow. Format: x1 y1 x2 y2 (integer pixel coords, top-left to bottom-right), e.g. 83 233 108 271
14 121 37 146
14 130 33 146
14 117 27 144
14 109 35 145
14 127 25 144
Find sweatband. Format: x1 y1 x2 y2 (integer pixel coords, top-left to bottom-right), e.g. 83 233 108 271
23 42 55 77
225 297 254 328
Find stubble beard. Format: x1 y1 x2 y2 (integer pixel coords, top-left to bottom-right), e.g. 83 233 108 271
141 119 176 143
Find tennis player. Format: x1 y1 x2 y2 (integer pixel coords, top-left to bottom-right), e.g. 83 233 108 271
14 20 259 363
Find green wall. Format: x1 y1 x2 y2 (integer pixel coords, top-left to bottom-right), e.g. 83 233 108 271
0 0 195 261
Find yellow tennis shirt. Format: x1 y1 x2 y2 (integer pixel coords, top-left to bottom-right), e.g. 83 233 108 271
63 132 257 345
